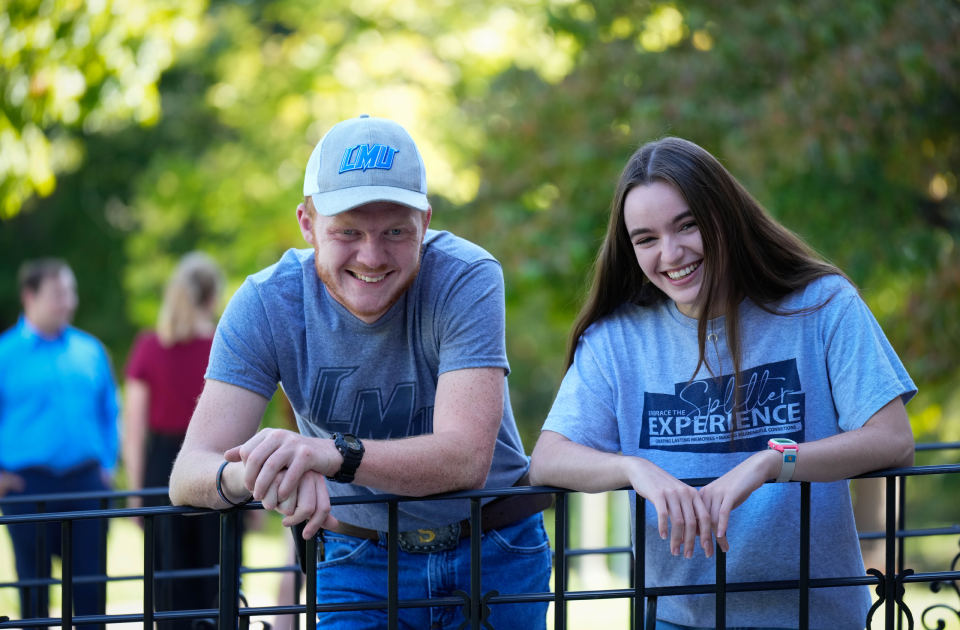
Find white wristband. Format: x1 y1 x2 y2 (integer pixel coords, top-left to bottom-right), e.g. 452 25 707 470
775 448 797 482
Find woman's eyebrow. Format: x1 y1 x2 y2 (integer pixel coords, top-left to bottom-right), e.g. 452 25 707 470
628 210 694 238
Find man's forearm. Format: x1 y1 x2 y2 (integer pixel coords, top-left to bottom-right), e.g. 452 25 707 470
350 366 501 496
277 367 503 498
351 430 496 496
170 448 251 509
168 379 269 508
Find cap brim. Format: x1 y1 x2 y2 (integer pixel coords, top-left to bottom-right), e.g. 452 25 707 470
311 186 429 217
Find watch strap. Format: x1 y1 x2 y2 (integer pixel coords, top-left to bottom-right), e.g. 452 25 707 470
328 433 364 484
774 447 797 483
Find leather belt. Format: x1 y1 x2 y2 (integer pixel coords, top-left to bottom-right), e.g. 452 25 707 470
326 472 552 542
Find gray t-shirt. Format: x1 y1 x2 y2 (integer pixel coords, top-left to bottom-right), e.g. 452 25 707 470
207 229 529 531
543 275 916 629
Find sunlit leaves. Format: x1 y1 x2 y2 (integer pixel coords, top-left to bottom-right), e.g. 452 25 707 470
122 0 582 320
6 0 955 448
0 0 207 218
637 5 685 52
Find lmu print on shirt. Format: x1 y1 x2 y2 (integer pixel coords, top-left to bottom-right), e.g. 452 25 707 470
640 358 805 452
309 367 435 440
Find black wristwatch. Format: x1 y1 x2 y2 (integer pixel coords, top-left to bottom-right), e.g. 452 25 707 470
327 432 364 484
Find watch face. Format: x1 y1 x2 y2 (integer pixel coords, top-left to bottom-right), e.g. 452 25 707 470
344 435 360 449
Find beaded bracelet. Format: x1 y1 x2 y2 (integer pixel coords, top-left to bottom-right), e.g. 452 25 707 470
216 460 253 507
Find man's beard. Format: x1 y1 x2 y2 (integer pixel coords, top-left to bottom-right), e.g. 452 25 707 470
313 243 422 321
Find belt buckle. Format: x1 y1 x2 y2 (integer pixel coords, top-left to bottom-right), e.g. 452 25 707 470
396 523 461 554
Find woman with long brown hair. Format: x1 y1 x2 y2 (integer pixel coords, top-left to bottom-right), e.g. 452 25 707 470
529 137 916 629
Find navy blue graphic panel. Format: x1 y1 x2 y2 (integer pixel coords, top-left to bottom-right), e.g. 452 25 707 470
309 368 434 439
639 359 804 453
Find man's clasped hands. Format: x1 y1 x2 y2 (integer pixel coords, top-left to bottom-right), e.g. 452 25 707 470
224 428 342 539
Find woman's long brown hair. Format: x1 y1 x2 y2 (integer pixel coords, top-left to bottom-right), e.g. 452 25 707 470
565 138 848 431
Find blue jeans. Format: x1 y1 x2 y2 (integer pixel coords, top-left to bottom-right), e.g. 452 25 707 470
316 513 552 629
0 463 109 629
656 622 795 630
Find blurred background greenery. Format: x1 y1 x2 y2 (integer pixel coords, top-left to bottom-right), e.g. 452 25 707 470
1 0 959 565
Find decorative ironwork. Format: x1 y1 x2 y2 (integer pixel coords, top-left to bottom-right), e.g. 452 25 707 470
922 539 960 630
896 568 916 630
454 589 499 630
866 568 886 629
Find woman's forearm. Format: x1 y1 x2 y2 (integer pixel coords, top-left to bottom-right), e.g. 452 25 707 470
529 430 633 492
776 397 914 483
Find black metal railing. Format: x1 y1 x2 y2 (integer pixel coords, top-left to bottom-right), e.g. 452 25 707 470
0 445 958 630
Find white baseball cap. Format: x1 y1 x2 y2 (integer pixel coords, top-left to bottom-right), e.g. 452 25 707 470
303 114 429 216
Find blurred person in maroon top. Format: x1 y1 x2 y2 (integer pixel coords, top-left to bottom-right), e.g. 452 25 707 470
123 252 222 629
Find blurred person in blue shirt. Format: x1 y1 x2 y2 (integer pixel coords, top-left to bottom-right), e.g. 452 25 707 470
0 258 119 628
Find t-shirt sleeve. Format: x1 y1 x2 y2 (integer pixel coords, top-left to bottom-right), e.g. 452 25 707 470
542 337 621 454
125 333 151 381
436 260 511 375
823 289 917 432
205 279 281 400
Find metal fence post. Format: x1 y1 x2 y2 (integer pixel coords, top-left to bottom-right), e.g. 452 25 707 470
144 515 155 629
715 545 726 630
305 531 316 630
35 500 48 621
470 498 482 630
98 497 108 621
159 514 173 622
554 492 566 630
388 501 398 630
60 519 72 630
219 510 242 630
294 563 303 630
800 482 810 630
633 494 645 630
885 475 896 630
897 475 905 630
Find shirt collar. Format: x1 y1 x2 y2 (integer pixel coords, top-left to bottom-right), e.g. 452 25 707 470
18 315 69 344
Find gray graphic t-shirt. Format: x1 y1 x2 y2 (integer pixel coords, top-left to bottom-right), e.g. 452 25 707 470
207 230 529 531
544 275 916 629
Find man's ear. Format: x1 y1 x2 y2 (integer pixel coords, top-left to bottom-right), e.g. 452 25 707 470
19 288 34 310
296 203 316 245
421 206 432 235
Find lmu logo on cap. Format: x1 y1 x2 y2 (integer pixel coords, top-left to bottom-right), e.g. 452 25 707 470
304 115 428 216
339 144 400 174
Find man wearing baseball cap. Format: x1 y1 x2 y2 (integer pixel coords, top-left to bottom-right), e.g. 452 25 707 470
169 115 551 628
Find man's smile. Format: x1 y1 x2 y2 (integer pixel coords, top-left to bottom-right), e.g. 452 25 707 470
347 270 390 283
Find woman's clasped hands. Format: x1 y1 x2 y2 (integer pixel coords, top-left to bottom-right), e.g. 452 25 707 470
627 450 780 558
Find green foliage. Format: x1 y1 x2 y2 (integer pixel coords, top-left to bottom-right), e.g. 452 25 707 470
119 0 580 330
442 0 960 443
1 0 959 459
0 0 206 218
